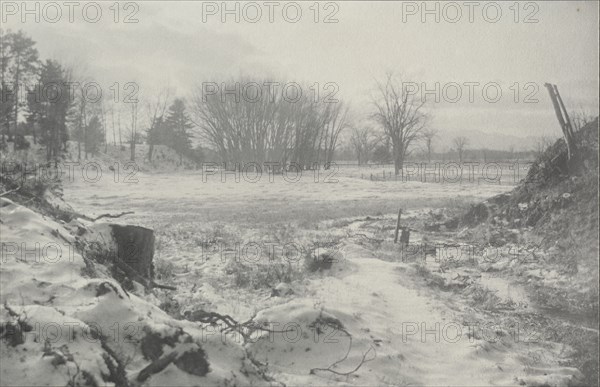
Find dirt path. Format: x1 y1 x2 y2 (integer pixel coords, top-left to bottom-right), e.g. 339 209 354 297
249 241 584 386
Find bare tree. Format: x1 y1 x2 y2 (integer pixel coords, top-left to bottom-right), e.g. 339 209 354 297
128 102 138 161
534 135 554 157
118 107 122 148
110 103 116 146
453 136 468 162
145 88 171 162
321 102 349 168
192 78 349 169
570 108 595 131
421 127 438 162
100 101 108 153
371 73 427 175
350 127 379 165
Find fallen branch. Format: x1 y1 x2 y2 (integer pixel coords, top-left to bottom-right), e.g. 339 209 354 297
79 211 135 222
348 233 384 243
152 283 177 291
309 324 376 377
137 351 178 382
310 330 376 377
112 258 176 291
0 186 20 197
188 311 297 343
311 346 376 377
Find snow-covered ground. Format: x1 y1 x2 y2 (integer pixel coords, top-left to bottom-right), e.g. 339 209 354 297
62 168 512 225
1 169 583 385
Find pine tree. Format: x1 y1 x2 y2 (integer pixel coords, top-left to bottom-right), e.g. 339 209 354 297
146 115 165 162
85 115 104 156
29 60 71 161
2 30 39 141
164 98 193 165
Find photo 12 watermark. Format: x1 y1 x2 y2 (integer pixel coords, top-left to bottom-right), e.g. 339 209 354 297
1 161 140 185
1 1 140 24
400 81 540 104
200 1 340 24
201 81 339 104
199 161 340 183
400 2 540 24
1 80 139 105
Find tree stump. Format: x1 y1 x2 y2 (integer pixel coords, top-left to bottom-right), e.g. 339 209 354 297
110 224 155 281
400 228 410 247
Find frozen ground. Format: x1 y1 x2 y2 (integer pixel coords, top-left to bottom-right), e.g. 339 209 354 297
42 168 583 385
62 168 513 225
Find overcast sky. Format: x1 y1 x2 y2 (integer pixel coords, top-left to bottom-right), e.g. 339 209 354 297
4 1 599 144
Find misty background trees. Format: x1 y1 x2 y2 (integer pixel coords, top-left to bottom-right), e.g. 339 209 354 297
371 73 428 175
350 127 380 165
192 79 348 169
0 29 200 165
4 28 593 169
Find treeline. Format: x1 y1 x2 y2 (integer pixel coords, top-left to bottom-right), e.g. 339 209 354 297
1 30 72 160
5 30 579 171
0 29 200 165
0 29 108 160
192 80 348 169
337 144 537 164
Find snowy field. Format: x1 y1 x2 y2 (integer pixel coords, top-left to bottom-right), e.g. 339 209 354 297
54 168 585 385
63 166 515 226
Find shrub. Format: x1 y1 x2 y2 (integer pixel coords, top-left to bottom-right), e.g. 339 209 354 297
13 134 30 151
155 258 175 281
304 251 335 272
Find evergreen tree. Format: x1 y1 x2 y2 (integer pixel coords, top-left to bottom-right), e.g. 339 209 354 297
85 115 104 156
146 115 165 161
1 30 39 141
29 60 71 160
164 98 193 164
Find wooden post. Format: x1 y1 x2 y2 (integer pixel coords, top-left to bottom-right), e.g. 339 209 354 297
554 85 575 138
394 208 402 244
400 229 410 247
544 83 576 161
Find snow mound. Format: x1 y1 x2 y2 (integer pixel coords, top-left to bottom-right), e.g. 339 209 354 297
247 300 354 375
0 197 267 386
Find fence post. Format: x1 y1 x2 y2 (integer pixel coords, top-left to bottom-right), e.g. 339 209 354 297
394 208 402 244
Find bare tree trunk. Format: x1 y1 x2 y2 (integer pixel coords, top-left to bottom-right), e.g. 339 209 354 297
111 107 116 145
544 83 576 161
101 103 108 153
118 111 122 147
130 137 135 161
130 103 137 162
427 141 432 163
394 146 403 175
83 103 88 160
10 65 20 142
31 115 37 144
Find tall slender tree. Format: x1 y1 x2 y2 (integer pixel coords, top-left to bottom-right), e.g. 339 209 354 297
164 98 193 165
421 128 438 163
3 30 39 141
371 73 428 175
29 60 72 160
145 89 170 162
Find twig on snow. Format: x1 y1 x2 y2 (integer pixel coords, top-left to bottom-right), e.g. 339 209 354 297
0 186 20 197
79 211 135 222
